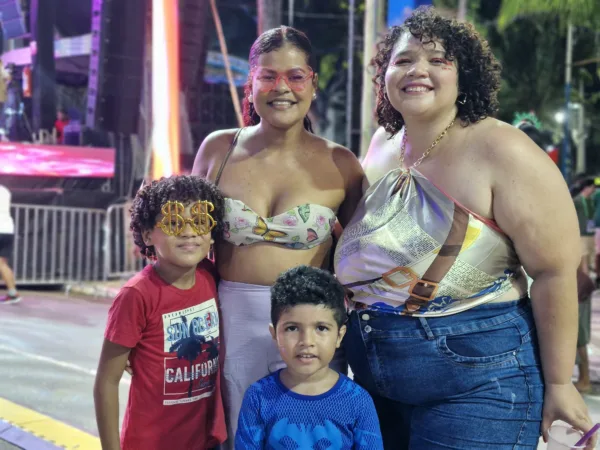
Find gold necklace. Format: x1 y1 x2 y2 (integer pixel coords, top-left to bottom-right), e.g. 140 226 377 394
400 118 456 169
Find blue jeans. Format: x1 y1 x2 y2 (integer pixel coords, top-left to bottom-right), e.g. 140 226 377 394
344 299 544 449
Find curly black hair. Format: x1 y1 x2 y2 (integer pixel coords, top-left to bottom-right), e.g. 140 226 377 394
243 26 315 133
271 265 347 328
130 175 225 259
373 6 502 135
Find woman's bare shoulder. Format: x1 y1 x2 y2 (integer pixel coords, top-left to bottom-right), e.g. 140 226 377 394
473 118 553 168
306 134 364 185
191 128 241 178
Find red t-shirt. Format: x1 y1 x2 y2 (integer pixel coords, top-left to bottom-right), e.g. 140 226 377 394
104 262 226 450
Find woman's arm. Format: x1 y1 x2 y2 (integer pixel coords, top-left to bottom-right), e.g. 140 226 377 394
191 128 239 180
489 124 594 446
361 127 399 185
333 146 366 228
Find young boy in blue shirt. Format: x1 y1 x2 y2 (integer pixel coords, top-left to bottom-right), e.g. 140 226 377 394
235 265 383 449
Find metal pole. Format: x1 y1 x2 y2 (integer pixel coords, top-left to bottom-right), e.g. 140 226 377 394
576 78 586 173
457 0 467 22
258 0 282 35
288 0 294 27
359 0 382 159
346 0 355 148
209 0 243 127
561 22 573 181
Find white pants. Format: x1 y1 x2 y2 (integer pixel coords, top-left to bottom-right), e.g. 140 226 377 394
218 280 284 449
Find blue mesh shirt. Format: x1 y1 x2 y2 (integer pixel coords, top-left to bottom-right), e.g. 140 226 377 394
235 370 383 449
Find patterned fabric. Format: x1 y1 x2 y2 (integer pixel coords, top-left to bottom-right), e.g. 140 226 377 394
235 370 383 450
334 168 528 317
222 198 336 249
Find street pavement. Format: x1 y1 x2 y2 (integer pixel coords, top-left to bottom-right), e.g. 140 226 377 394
0 290 129 449
1 289 599 449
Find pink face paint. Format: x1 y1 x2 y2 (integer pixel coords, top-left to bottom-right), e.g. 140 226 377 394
441 58 454 69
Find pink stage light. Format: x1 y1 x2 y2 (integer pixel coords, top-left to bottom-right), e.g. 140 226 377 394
152 0 181 179
0 142 115 177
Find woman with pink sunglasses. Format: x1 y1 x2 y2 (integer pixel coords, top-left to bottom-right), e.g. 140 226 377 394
192 26 364 447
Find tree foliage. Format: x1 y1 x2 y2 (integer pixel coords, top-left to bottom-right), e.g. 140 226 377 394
497 0 600 30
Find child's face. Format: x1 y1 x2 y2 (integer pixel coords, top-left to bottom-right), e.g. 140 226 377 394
270 304 346 378
143 201 214 269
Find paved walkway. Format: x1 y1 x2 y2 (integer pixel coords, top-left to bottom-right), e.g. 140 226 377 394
0 290 127 449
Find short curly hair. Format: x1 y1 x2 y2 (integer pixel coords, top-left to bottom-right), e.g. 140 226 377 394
130 175 225 259
373 6 502 135
271 265 347 328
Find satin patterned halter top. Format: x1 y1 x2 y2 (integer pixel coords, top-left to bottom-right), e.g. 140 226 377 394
334 168 528 317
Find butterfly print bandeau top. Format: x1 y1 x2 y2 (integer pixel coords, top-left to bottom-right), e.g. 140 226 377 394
221 198 336 249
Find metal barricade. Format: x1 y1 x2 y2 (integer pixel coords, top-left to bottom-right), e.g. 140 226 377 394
103 202 145 280
11 204 107 284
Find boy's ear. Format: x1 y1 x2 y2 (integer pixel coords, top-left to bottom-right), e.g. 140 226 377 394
269 323 276 341
336 324 347 348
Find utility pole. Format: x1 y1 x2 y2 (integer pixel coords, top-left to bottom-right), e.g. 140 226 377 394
258 0 282 35
359 0 385 159
576 78 586 173
345 0 356 149
288 0 294 26
457 0 467 21
561 22 573 181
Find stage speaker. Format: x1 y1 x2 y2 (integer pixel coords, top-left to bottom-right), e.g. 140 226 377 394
86 0 147 135
0 0 27 39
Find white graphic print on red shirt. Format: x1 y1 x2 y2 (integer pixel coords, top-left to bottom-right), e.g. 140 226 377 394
162 299 220 405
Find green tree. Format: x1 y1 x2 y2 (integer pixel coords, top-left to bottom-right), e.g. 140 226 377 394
486 15 565 124
497 0 600 171
497 0 600 30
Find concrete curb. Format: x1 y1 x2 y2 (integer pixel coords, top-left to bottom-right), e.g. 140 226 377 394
0 421 61 450
64 283 120 300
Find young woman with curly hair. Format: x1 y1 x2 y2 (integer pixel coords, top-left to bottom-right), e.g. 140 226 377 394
191 26 364 447
335 7 594 449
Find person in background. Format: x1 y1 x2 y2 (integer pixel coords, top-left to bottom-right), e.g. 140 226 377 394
573 178 597 276
0 184 20 304
575 267 595 394
592 178 600 287
54 109 69 144
0 59 7 136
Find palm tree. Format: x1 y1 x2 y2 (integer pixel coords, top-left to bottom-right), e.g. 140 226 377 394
497 0 600 176
498 0 600 29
